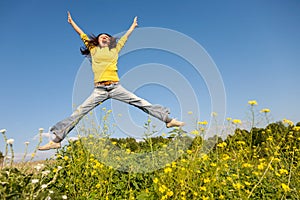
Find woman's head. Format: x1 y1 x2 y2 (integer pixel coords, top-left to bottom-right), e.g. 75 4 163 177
97 33 112 48
80 33 118 55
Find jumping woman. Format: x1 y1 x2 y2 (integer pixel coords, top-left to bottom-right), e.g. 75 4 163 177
39 12 184 150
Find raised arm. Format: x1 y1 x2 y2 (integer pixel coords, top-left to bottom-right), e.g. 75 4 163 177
123 16 138 38
67 11 84 35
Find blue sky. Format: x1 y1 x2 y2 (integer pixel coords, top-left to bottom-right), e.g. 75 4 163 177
1 0 300 159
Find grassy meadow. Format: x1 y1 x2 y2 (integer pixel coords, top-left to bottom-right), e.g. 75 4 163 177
1 101 300 199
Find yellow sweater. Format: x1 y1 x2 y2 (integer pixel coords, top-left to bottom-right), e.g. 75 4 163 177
80 33 128 83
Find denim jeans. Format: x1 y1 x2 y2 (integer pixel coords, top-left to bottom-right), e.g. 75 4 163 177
51 83 172 143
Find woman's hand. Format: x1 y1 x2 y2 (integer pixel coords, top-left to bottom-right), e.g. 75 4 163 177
132 16 138 29
67 11 84 35
67 11 73 24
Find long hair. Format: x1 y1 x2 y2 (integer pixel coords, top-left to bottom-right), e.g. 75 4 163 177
80 33 118 56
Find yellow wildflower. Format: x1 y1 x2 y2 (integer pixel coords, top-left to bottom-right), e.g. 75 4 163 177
279 169 288 175
283 118 294 126
204 178 210 183
217 142 227 148
244 181 251 186
232 119 242 124
153 178 159 184
164 167 172 173
198 120 208 125
187 150 193 154
191 130 199 135
159 185 167 193
200 186 207 191
260 108 270 113
210 163 217 167
167 190 173 197
248 100 258 105
233 182 244 190
237 141 246 145
222 154 230 161
293 126 300 131
281 183 290 192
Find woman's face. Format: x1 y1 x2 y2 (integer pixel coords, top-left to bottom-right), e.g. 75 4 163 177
98 34 111 47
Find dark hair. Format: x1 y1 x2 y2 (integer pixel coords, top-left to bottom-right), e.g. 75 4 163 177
80 33 118 56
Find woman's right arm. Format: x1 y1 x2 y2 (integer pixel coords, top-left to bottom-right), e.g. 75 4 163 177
67 11 84 35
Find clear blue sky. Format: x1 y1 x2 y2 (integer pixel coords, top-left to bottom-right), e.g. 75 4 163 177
1 0 300 160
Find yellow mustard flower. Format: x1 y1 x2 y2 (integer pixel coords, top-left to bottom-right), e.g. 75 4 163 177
153 178 159 184
200 186 207 191
283 118 294 126
248 100 258 105
164 167 172 173
232 119 242 124
198 120 208 125
281 183 290 192
260 108 270 113
159 185 167 193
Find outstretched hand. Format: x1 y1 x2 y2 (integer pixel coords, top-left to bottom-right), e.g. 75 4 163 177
132 16 138 28
67 11 73 24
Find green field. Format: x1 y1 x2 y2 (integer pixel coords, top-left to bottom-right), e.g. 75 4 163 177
1 102 299 199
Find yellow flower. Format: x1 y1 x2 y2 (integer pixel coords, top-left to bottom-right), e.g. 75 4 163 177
283 118 294 126
232 119 242 124
200 186 207 191
198 120 208 125
217 142 227 148
63 156 69 161
191 130 199 135
248 100 258 105
279 169 288 175
210 163 217 167
153 178 159 184
260 108 270 113
202 196 209 200
244 181 251 186
203 178 210 183
233 182 244 190
257 162 266 170
237 141 246 145
281 183 290 192
242 163 252 168
171 162 176 168
187 150 193 154
201 154 209 161
293 126 300 131
164 167 172 173
167 190 173 197
226 117 232 121
222 154 230 161
159 185 167 193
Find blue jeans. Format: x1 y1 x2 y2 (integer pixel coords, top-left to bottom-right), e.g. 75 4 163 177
51 83 172 143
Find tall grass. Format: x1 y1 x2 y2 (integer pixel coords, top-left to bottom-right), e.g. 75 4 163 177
0 101 299 199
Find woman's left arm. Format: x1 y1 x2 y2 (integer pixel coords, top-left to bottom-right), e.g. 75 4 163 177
123 16 138 38
116 16 138 52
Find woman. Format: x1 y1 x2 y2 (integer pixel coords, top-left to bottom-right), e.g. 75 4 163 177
39 12 184 150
